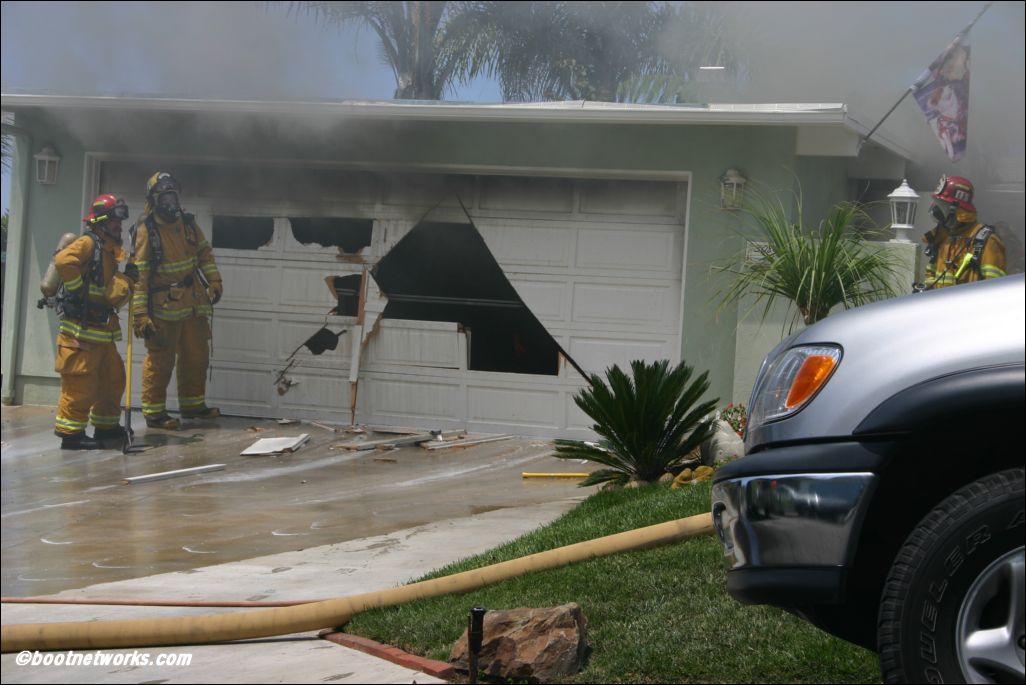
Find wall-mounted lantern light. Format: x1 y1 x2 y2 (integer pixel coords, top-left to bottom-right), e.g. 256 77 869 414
887 179 919 243
33 144 61 185
720 168 746 210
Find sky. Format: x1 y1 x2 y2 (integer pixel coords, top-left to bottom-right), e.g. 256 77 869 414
2 1 1024 232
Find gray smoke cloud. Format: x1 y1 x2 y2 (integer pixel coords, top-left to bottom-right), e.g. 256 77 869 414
717 1 1024 250
1 1 393 100
3 0 1023 253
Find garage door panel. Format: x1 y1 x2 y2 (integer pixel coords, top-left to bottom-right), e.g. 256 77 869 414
579 179 680 217
480 177 574 213
213 314 275 362
368 378 462 421
278 371 352 413
279 265 339 309
575 227 677 272
365 321 463 369
277 320 352 368
571 282 677 327
477 221 573 267
467 386 561 429
569 336 676 374
217 262 281 307
207 367 275 412
509 279 568 322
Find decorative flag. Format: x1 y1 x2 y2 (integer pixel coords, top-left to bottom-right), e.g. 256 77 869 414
911 31 971 161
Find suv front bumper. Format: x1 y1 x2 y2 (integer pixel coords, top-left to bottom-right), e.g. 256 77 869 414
711 441 889 607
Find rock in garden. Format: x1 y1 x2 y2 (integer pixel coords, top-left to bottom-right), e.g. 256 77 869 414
699 419 745 466
449 603 589 682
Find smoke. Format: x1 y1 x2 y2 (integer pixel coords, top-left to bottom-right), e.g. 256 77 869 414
3 0 1023 248
0 1 392 100
716 1 1024 245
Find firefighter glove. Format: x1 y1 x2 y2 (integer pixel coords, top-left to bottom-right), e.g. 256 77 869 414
133 314 157 340
123 262 140 284
207 281 223 305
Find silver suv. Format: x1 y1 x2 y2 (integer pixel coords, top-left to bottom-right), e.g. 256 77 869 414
712 274 1024 684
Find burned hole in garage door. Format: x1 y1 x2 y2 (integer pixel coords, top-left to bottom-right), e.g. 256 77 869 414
327 274 362 317
212 216 274 250
289 217 373 254
373 221 559 376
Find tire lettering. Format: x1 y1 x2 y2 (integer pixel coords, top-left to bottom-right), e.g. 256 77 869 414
964 525 991 554
1008 509 1025 530
929 578 948 603
921 600 938 631
924 666 944 683
944 546 964 576
920 632 938 664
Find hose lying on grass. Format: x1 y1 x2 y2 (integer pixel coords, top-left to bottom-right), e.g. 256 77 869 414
1 512 713 653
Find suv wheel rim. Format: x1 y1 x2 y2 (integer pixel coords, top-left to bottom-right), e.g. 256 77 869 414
956 546 1025 683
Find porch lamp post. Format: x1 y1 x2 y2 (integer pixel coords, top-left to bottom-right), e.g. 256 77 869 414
888 179 919 243
720 168 746 211
33 145 61 185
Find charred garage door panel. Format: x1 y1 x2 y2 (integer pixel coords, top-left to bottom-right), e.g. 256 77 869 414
101 165 686 438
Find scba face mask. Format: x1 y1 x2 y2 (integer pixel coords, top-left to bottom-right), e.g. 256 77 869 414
155 191 182 222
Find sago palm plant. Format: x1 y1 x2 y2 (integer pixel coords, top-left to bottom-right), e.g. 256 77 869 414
554 359 718 487
720 193 903 327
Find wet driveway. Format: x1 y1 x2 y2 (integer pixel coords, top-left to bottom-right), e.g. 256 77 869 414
1 405 590 597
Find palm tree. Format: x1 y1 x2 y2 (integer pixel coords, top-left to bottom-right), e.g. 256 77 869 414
719 192 905 328
293 1 461 99
447 1 735 103
289 1 738 103
554 359 719 488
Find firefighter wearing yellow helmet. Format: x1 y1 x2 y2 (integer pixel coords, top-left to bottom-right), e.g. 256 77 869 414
921 175 1006 289
51 194 135 449
130 172 223 429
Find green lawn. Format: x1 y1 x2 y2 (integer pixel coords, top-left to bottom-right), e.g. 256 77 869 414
345 482 880 683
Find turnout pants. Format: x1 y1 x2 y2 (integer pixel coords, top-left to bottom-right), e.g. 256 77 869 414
141 316 211 417
54 334 126 436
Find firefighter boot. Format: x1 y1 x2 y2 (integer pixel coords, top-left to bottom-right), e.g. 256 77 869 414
145 412 181 430
93 425 128 441
181 405 221 420
60 433 103 450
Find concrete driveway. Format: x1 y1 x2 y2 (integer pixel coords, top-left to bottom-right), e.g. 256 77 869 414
1 405 592 598
2 404 596 682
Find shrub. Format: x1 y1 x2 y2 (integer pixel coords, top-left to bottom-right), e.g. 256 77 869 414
554 359 719 487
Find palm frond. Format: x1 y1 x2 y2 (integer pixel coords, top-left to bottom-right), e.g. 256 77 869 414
717 189 903 327
556 359 718 485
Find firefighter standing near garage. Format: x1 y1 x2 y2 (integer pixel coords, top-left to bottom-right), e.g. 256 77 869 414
52 194 135 449
131 172 223 429
921 175 1006 290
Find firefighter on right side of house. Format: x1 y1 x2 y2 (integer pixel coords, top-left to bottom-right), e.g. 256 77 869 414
921 175 1007 290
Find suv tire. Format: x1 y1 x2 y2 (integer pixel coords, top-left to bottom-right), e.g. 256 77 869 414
878 468 1024 684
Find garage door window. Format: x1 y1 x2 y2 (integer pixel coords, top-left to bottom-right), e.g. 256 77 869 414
212 216 275 250
289 217 373 254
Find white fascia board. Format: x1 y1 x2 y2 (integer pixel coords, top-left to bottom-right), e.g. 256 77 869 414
1 93 850 127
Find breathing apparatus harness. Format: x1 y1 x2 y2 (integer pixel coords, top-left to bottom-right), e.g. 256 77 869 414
919 223 994 291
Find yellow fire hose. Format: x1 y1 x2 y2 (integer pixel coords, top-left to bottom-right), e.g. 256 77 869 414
1 512 712 652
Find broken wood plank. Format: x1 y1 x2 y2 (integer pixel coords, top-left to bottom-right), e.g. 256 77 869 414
332 433 434 451
368 425 427 435
421 434 512 450
123 464 225 485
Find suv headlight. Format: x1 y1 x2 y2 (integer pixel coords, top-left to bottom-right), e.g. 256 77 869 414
748 345 842 429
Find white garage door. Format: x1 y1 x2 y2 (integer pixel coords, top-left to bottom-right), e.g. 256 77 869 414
106 168 687 439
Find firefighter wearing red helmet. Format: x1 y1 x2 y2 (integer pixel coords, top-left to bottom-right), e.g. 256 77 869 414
51 194 136 449
130 172 223 429
921 175 1006 289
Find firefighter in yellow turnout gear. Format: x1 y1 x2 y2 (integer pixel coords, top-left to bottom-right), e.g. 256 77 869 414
53 195 135 450
131 172 223 429
922 175 1006 290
